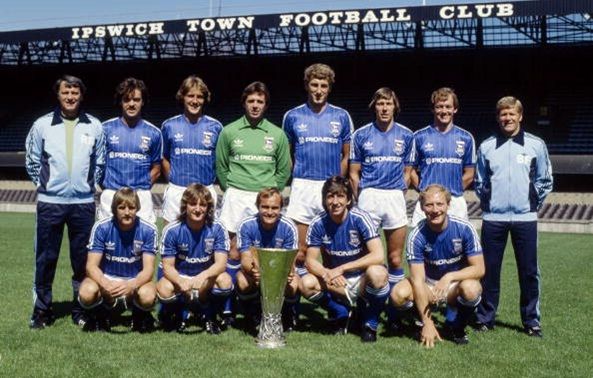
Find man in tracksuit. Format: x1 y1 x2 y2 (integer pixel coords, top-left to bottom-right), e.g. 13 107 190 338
25 75 105 329
474 96 553 337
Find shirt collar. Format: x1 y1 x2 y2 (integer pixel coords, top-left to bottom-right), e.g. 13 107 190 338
51 107 91 126
495 128 525 148
238 115 268 131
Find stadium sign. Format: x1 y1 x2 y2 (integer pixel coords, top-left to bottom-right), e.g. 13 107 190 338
71 3 516 39
0 0 591 43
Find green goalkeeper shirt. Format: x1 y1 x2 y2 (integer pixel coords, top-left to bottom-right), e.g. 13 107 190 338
215 116 291 192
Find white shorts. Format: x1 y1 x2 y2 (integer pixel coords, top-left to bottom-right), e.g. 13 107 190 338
162 183 218 223
218 187 258 233
358 188 408 230
97 189 156 224
97 188 156 224
285 178 325 225
343 275 362 306
411 195 468 227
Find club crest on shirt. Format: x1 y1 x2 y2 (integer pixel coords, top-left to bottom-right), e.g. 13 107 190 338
455 140 465 156
452 239 463 255
109 135 119 145
349 230 360 247
274 238 285 248
263 136 275 152
133 240 144 255
204 238 214 254
393 139 404 155
202 131 213 147
174 132 184 142
329 122 341 137
297 123 308 132
455 140 465 157
140 136 151 152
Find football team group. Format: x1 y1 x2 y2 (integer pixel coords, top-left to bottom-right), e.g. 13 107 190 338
25 63 553 347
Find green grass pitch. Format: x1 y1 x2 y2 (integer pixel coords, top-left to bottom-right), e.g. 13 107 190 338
0 213 592 377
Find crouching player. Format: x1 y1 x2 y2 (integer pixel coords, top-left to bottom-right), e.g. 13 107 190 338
300 176 389 342
156 183 232 334
78 187 157 332
392 184 484 347
236 188 299 332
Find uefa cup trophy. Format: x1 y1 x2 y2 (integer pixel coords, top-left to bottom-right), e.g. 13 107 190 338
255 247 298 348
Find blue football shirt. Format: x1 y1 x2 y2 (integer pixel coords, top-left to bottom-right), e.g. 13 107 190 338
283 103 353 180
162 114 222 187
102 117 163 190
350 121 414 190
87 217 157 278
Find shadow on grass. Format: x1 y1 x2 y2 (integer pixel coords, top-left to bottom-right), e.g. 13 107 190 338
52 300 74 320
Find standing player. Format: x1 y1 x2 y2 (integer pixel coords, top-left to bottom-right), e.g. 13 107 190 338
283 63 354 274
161 75 223 224
410 87 476 226
235 188 299 332
25 75 105 329
99 77 162 224
156 184 232 334
392 184 484 347
349 87 414 330
78 188 158 332
215 81 291 322
300 176 389 342
475 97 553 337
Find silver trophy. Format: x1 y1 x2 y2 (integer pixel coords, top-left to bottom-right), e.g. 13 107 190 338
255 247 298 348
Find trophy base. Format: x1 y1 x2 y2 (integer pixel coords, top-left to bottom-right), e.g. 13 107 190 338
256 339 286 349
256 313 285 349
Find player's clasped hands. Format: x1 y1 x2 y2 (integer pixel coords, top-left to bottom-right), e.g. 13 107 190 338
324 267 346 288
178 277 193 293
105 279 133 298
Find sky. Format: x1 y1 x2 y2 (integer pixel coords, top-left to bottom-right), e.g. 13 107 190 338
0 0 523 32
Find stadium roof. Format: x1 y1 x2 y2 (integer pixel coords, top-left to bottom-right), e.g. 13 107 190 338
0 0 592 65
